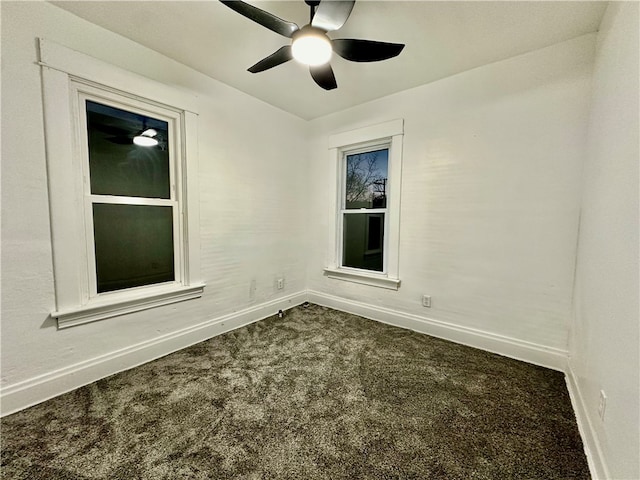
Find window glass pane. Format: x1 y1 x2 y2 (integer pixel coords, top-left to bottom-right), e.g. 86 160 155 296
86 100 170 199
343 213 384 272
93 204 175 293
345 148 388 209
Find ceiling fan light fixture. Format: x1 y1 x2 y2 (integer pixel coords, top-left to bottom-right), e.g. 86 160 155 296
220 0 405 91
133 128 159 147
291 27 332 66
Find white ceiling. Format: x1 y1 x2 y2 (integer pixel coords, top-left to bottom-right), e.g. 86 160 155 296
51 1 607 120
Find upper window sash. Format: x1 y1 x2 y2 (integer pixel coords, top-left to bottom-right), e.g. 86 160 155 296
340 142 390 210
77 91 180 201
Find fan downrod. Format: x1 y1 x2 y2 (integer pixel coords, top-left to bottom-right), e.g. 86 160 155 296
305 0 321 22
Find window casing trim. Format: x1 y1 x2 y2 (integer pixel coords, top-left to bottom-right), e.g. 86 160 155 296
38 38 199 114
325 119 404 289
53 284 206 329
323 267 401 290
40 38 203 328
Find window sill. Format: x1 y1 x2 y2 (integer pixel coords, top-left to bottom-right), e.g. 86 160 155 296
52 284 205 329
323 268 400 290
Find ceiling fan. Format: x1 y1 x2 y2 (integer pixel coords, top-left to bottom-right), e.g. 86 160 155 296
219 0 405 90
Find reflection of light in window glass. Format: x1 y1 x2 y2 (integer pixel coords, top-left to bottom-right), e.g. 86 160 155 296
86 100 170 199
345 148 388 209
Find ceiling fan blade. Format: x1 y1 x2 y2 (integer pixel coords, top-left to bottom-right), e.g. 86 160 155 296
311 0 355 32
309 64 337 90
219 1 299 38
332 39 405 62
248 46 293 73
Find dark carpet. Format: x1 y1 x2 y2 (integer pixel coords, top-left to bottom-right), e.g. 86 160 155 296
1 303 589 479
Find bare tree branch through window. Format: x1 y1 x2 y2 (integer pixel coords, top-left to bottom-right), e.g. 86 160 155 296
345 149 388 209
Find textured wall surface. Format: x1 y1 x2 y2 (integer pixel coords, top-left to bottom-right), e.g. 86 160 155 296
1 2 309 389
307 35 595 353
570 2 640 478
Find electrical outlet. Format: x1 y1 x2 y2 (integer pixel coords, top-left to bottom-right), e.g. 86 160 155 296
598 390 607 421
422 295 431 307
276 278 284 290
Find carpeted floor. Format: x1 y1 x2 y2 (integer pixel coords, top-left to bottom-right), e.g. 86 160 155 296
1 303 589 479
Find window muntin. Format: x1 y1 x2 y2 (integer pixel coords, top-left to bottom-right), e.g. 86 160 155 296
78 93 183 299
340 146 390 273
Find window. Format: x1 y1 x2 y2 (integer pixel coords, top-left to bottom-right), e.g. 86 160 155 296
40 39 203 328
341 146 389 272
82 95 179 295
324 120 404 289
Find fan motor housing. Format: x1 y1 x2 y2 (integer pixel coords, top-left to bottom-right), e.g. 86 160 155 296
292 25 329 41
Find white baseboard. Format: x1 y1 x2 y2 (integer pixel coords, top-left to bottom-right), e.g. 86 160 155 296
565 365 610 480
307 290 568 372
4 289 596 478
0 292 306 417
0 290 570 417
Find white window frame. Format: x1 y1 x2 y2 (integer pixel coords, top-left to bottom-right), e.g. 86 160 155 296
339 141 390 272
77 86 184 298
324 119 404 290
40 38 204 328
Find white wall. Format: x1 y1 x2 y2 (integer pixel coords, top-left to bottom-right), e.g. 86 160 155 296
307 34 596 369
1 1 309 412
569 2 640 479
3 5 637 476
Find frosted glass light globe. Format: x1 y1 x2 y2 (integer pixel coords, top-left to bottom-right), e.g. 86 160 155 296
133 136 159 147
292 28 332 66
